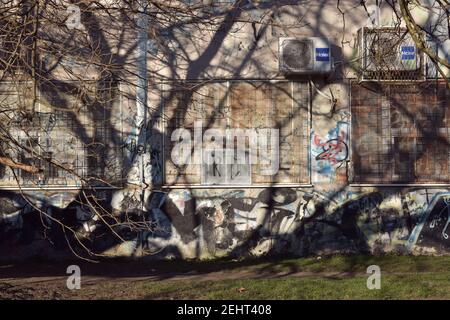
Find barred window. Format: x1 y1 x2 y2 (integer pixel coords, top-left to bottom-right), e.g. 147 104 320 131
162 81 310 186
0 82 123 187
351 81 450 184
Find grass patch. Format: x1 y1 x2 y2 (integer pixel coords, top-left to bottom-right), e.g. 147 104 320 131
91 272 450 300
154 254 450 276
3 255 450 300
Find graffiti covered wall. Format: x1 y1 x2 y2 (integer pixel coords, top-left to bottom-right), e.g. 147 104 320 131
1 81 450 260
2 186 450 260
1 0 450 261
1 80 450 260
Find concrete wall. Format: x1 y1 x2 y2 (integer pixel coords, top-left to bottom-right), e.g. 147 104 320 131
0 0 449 260
1 186 449 259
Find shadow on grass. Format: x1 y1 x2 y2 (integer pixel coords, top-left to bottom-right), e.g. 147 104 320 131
1 253 449 282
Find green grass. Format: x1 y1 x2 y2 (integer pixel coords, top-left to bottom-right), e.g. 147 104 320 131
3 254 450 299
130 254 450 275
63 255 450 300
80 272 450 300
246 254 450 274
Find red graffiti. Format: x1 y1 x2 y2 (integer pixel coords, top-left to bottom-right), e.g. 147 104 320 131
314 132 348 165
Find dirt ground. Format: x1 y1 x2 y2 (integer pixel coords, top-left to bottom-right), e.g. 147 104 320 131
2 255 449 299
0 258 358 299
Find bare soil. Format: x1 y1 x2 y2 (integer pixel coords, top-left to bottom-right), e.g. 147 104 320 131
0 259 357 299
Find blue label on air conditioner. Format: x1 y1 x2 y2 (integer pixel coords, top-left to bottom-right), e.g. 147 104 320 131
315 48 330 61
401 46 415 60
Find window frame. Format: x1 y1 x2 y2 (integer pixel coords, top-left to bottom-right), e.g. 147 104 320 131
160 79 312 189
0 80 124 190
349 80 450 187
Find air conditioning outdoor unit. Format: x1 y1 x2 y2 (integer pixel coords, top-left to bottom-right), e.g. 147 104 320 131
279 37 333 75
358 27 425 81
425 38 450 79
